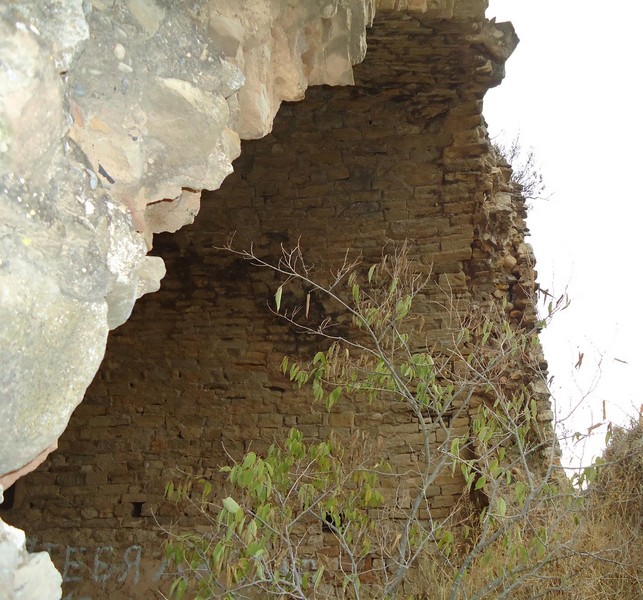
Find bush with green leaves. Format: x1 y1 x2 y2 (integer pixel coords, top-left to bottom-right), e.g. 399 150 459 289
163 242 638 600
165 427 386 599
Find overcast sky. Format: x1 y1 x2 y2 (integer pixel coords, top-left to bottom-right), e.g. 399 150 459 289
485 0 643 467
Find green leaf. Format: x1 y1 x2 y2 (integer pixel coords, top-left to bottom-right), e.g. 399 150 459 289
313 351 326 365
530 535 546 559
438 529 454 556
242 452 257 470
474 476 487 491
450 438 461 457
368 264 376 283
165 481 174 499
312 378 324 402
246 540 264 559
395 297 411 319
296 370 309 387
201 480 212 502
496 496 507 517
314 565 326 589
275 285 283 312
478 426 490 444
326 386 342 410
169 577 188 600
211 543 225 574
222 496 241 515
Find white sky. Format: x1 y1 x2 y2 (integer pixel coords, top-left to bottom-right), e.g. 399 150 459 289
485 0 643 467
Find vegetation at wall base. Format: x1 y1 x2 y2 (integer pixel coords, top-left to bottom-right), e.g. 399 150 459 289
161 242 641 599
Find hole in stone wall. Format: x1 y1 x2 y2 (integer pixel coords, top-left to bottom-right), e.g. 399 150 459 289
322 511 345 533
131 501 144 517
0 484 16 511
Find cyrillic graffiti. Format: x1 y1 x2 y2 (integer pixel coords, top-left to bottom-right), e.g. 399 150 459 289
28 539 144 599
27 537 207 599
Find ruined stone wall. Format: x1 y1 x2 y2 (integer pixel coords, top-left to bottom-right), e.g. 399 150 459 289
0 9 541 600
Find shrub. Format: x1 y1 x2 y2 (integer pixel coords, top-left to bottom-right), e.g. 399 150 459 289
162 242 639 599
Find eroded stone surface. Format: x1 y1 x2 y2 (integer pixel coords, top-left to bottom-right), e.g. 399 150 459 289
67 0 374 236
0 4 164 480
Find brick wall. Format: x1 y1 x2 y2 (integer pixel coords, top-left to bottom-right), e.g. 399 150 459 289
4 12 540 600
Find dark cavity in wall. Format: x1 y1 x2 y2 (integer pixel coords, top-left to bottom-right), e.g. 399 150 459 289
0 484 16 511
131 501 144 518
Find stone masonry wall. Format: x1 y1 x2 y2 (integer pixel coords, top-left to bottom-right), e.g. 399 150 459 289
2 10 538 600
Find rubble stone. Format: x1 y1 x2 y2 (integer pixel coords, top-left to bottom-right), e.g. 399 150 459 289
0 518 62 600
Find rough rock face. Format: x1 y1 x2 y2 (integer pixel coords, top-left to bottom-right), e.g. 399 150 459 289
0 517 62 600
0 1 165 486
65 0 374 240
0 0 374 488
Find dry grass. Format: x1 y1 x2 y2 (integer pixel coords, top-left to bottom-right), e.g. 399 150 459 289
567 418 643 599
407 418 642 600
